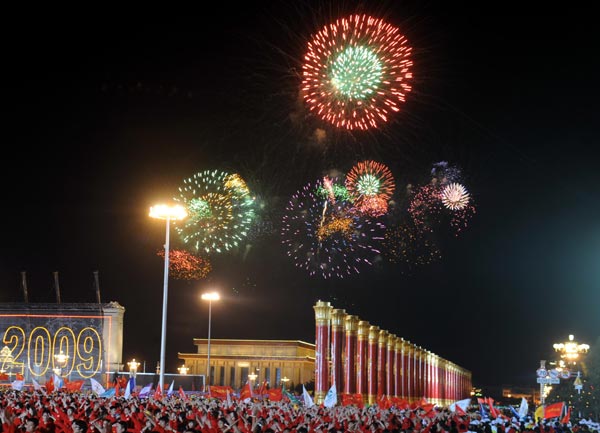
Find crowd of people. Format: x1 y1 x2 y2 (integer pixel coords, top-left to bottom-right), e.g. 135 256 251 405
0 389 597 433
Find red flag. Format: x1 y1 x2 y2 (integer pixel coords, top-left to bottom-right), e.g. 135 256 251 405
118 376 128 389
455 404 466 416
15 373 24 381
487 398 499 419
46 375 54 393
340 394 354 406
179 386 187 401
153 383 162 399
258 380 267 396
379 395 391 410
0 373 8 381
209 386 234 400
561 406 571 424
353 393 364 408
544 402 565 419
422 403 435 412
65 380 84 392
239 381 252 401
115 382 121 396
267 388 282 401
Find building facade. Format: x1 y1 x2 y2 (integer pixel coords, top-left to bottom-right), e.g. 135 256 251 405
178 339 315 389
0 302 125 386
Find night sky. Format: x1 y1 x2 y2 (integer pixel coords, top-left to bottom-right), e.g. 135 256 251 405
3 7 600 388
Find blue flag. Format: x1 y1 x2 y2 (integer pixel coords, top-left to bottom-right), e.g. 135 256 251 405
99 387 116 398
510 405 520 419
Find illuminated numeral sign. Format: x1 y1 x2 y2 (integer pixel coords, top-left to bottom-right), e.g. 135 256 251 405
0 314 110 380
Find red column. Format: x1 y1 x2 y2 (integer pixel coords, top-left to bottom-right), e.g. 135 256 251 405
331 308 345 393
424 350 430 401
377 330 388 398
368 325 379 405
356 320 369 401
404 342 412 401
314 300 332 405
436 356 440 403
344 315 358 394
452 365 457 401
414 346 423 401
386 334 395 398
394 337 402 398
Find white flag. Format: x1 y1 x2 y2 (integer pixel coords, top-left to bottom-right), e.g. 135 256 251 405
449 398 471 413
11 380 25 391
90 378 106 396
518 397 528 418
323 384 337 408
53 373 64 390
31 378 43 392
302 385 314 408
124 379 132 399
138 383 152 398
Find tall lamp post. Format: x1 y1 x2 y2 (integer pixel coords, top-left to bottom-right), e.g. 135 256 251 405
201 291 220 390
150 204 187 391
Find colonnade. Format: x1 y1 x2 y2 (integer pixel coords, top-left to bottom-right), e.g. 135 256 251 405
314 300 472 406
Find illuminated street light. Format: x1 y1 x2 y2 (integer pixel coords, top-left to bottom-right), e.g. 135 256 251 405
150 203 188 392
281 376 290 389
553 334 589 363
53 350 69 376
0 346 13 374
128 359 141 377
201 291 220 390
178 364 189 375
248 371 258 388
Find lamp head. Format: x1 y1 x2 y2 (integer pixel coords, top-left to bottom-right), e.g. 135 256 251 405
201 292 220 301
149 204 188 220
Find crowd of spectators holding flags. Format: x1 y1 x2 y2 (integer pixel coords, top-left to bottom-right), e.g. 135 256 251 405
0 378 598 433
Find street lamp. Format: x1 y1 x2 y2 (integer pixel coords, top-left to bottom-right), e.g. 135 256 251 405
0 346 13 375
53 350 69 377
201 291 220 390
281 376 290 389
248 371 258 388
553 334 589 363
178 364 189 375
128 359 140 377
150 203 187 392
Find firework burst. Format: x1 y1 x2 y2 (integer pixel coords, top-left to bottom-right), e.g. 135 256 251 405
409 182 476 235
345 160 395 217
174 170 255 253
281 179 384 278
157 249 212 280
408 184 443 231
302 14 413 130
441 183 470 210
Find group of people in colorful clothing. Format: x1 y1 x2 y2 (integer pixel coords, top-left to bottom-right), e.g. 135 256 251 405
0 389 596 433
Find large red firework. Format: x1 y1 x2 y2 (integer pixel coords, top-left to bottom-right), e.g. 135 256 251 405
157 249 212 280
302 14 413 130
345 160 395 217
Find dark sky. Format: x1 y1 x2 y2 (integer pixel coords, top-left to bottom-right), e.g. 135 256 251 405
2 7 600 388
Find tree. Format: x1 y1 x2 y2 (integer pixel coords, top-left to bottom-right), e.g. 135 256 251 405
547 336 600 420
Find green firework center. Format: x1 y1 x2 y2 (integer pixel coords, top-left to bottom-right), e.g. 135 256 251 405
330 46 383 99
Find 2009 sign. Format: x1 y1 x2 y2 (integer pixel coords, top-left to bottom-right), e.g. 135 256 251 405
2 325 102 378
